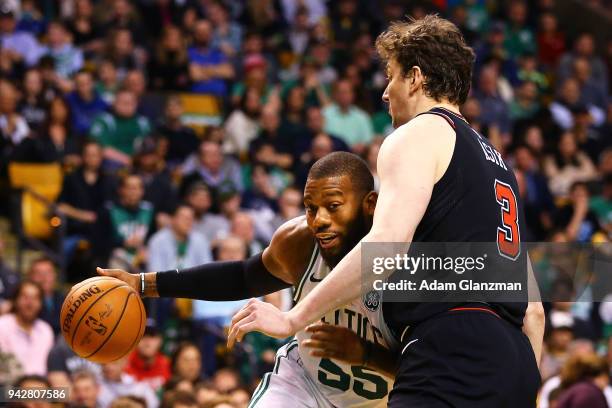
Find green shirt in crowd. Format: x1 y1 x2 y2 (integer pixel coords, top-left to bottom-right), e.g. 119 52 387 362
323 104 374 147
108 201 154 253
590 196 612 228
89 112 151 155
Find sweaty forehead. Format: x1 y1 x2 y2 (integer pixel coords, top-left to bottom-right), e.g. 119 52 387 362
304 175 352 199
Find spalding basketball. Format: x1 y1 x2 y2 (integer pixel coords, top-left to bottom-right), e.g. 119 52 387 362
60 276 146 363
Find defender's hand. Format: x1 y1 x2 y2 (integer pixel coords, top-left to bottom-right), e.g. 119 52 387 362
96 267 139 293
227 298 297 348
302 322 366 365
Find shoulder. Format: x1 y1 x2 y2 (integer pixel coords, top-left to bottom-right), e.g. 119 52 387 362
265 216 316 284
0 314 13 326
381 113 454 157
36 319 54 339
379 113 456 182
150 228 172 243
322 105 336 115
188 230 210 246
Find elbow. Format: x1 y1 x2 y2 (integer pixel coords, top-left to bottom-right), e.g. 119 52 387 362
525 302 545 326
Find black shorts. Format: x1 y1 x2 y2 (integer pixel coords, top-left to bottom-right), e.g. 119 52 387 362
388 307 540 408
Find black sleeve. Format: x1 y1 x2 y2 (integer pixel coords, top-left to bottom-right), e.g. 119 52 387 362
156 252 291 301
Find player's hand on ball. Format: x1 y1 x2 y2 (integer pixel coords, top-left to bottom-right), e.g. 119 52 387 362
96 267 139 293
302 322 366 365
227 298 296 348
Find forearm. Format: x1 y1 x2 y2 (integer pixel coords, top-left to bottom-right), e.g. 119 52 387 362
523 255 544 368
57 203 91 222
145 253 291 300
103 147 131 164
522 302 544 369
565 209 587 241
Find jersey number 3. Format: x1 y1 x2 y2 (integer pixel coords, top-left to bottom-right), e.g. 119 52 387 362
494 179 521 260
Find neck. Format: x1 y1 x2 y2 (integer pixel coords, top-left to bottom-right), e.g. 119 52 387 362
16 315 34 331
173 230 188 242
414 99 461 118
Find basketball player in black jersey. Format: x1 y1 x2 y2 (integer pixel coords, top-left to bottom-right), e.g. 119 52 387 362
228 15 544 407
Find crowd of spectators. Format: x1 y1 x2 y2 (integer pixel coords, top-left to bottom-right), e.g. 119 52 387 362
0 0 610 407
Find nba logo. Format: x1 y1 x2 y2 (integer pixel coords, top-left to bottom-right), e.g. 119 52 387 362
85 315 108 336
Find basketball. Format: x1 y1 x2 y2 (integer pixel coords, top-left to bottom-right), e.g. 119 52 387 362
60 276 146 364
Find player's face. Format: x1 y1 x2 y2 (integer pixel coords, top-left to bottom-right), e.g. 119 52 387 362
304 175 376 268
382 59 413 128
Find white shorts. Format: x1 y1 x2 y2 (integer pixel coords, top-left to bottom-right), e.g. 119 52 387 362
248 340 335 408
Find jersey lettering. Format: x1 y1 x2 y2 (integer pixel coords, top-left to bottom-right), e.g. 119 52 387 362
494 179 521 260
476 134 508 170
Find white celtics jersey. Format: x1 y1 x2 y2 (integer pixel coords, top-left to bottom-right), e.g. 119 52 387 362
293 247 398 408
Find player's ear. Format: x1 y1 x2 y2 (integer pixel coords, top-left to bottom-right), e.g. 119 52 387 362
409 66 424 93
363 191 377 215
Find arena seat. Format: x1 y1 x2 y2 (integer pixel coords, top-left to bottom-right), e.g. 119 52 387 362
8 162 65 274
179 93 223 136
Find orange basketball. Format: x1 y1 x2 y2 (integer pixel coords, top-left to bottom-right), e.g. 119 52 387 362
60 276 146 363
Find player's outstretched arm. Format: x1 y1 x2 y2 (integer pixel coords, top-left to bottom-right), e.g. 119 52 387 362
97 216 313 300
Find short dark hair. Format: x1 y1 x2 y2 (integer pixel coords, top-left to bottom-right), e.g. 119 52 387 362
376 15 475 105
11 280 44 306
28 255 56 272
171 342 200 372
307 151 374 195
119 173 142 188
72 369 99 385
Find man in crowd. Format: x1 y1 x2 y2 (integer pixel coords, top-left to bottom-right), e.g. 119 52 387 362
0 281 54 376
58 141 116 274
27 257 63 334
101 174 154 271
98 356 159 408
66 69 108 137
322 79 374 153
179 140 242 201
156 96 199 168
188 20 234 98
89 89 151 170
72 370 101 408
125 320 171 392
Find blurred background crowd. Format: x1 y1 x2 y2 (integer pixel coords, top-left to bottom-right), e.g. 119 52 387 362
0 0 610 407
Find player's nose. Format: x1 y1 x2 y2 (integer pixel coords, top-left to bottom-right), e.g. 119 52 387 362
382 86 390 103
312 208 331 229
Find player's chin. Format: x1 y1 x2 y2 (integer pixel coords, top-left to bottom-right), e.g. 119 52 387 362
320 244 345 266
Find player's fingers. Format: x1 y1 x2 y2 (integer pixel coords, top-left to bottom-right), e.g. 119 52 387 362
227 318 257 349
309 349 338 359
96 267 124 278
305 321 329 332
301 339 329 350
230 303 255 327
309 331 334 342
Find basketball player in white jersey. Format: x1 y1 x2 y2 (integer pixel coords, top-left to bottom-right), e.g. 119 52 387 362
99 151 399 407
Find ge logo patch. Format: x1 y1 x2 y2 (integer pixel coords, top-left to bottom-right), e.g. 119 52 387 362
363 290 380 312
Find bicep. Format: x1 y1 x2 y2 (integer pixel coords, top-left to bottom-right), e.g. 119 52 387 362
368 129 437 242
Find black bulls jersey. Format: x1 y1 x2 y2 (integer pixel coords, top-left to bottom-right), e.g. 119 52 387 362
382 107 528 341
